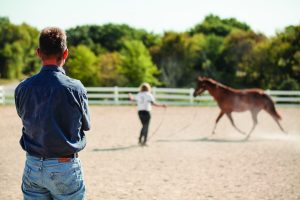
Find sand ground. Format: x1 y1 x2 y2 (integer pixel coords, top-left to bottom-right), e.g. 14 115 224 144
0 105 300 200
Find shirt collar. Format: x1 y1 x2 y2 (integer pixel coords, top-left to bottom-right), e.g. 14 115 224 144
41 65 66 75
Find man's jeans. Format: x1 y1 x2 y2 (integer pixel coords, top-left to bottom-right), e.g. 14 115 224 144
22 154 85 200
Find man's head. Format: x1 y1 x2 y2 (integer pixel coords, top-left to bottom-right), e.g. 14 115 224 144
37 27 68 66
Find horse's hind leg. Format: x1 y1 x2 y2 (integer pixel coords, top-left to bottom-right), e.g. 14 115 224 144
273 117 287 134
226 112 246 135
246 110 259 138
263 99 287 133
212 111 224 134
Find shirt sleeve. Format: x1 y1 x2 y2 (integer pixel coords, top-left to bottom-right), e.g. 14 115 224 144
14 85 22 117
135 93 140 101
149 93 155 103
80 92 91 131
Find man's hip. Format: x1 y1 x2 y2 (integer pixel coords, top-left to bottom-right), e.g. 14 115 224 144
22 154 85 200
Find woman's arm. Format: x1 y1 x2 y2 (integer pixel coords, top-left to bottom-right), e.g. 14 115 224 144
152 102 167 108
128 93 135 101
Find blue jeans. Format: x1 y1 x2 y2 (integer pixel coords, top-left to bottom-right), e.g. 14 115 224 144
22 154 85 200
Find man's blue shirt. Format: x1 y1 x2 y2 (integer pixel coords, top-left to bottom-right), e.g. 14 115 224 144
15 65 90 158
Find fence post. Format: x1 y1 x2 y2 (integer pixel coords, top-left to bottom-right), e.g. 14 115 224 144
0 86 3 104
114 86 119 105
189 88 194 105
152 87 157 98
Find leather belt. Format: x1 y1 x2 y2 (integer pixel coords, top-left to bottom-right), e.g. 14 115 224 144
28 153 78 161
57 153 78 162
61 153 78 158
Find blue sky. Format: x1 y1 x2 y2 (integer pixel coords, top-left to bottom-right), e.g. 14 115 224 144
0 0 299 36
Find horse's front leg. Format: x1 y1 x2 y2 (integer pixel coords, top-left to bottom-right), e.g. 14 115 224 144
212 111 224 134
247 110 259 138
226 112 246 135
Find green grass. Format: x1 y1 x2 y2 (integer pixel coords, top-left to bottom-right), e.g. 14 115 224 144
0 79 20 86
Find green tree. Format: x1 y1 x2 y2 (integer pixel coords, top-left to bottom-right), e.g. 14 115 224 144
119 40 160 86
267 25 300 89
19 23 40 76
151 32 225 87
0 42 23 79
151 32 189 87
249 39 273 89
221 30 266 87
182 33 206 84
195 34 225 82
99 52 126 86
0 16 299 90
66 45 100 86
0 18 39 79
67 24 160 54
190 14 251 37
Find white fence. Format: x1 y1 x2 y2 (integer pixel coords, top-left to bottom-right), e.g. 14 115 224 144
0 86 4 104
1 86 300 106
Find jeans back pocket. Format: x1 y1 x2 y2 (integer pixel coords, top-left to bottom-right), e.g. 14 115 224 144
49 163 83 195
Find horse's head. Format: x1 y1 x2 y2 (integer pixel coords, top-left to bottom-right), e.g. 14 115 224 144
193 77 208 97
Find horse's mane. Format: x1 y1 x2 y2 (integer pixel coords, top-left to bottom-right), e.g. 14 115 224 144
203 78 235 91
203 77 264 93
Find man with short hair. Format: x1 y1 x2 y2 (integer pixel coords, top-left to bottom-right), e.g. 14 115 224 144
15 27 90 200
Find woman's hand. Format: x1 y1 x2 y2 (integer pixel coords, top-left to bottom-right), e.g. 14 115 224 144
128 93 135 101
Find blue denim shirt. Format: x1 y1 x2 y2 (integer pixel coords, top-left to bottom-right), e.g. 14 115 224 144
15 65 90 158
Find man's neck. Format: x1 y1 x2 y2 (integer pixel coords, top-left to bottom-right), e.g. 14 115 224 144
42 59 63 67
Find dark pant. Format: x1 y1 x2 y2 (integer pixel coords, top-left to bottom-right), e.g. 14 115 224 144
138 111 151 144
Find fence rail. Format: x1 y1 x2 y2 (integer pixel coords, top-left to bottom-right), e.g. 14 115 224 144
0 86 4 104
1 86 300 107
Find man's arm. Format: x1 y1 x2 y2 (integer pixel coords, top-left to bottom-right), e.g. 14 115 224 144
14 86 22 118
80 93 91 131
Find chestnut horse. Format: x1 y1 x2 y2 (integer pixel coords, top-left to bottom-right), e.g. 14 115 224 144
193 77 286 137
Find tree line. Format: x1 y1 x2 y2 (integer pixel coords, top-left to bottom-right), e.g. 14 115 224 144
0 15 299 89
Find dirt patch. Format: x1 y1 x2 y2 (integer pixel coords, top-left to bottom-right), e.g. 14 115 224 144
0 106 299 200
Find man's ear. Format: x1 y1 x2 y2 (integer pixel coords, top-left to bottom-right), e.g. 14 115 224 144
198 76 203 81
36 48 42 58
63 49 68 60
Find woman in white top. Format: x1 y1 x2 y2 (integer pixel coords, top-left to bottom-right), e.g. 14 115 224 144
129 83 166 146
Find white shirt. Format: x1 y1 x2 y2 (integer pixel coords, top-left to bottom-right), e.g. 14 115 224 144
135 91 155 111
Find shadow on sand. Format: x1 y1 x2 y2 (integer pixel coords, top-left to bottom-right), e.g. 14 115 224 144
92 134 291 152
156 136 259 143
93 144 140 152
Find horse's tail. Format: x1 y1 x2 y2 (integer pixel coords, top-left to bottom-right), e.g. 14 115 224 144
263 94 282 120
